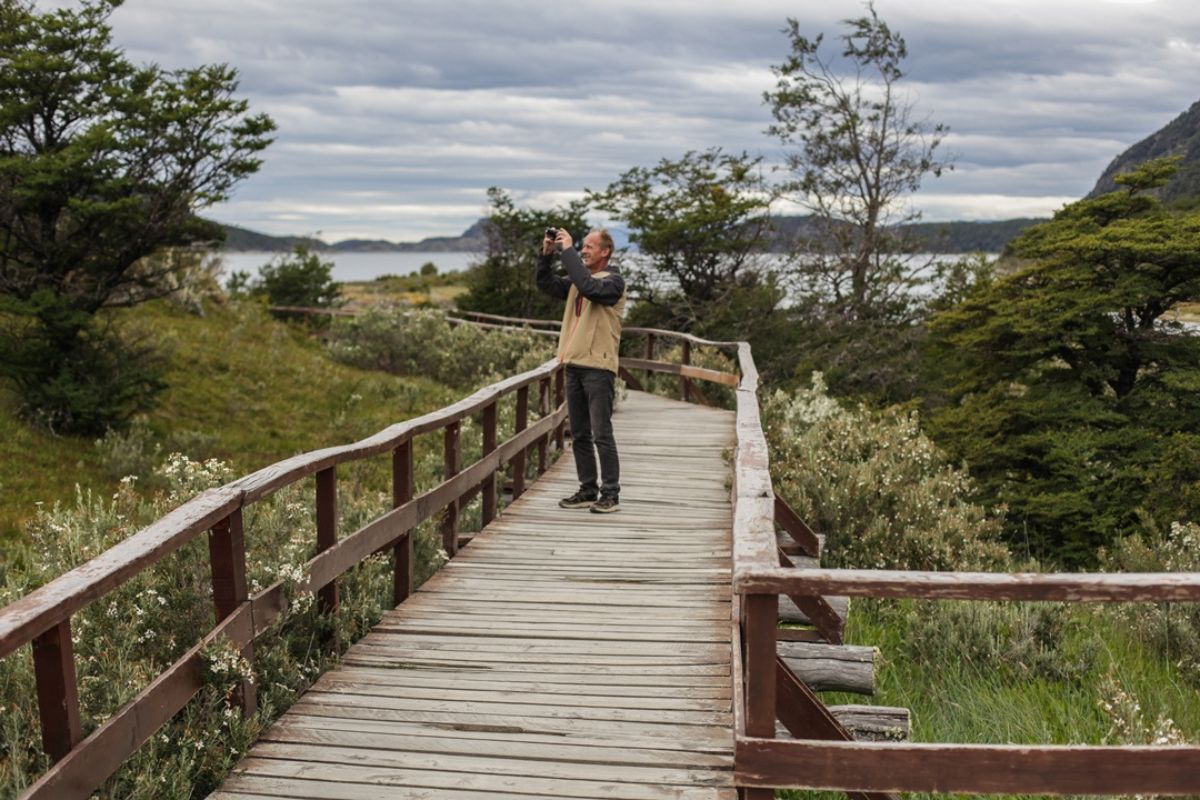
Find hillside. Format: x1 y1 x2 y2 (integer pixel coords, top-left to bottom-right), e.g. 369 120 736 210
0 301 459 547
1088 98 1200 202
217 219 489 253
764 215 1045 253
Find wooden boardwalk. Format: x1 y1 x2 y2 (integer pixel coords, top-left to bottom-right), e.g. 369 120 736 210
210 390 737 800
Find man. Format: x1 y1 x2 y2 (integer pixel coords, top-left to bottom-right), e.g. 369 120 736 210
536 227 626 513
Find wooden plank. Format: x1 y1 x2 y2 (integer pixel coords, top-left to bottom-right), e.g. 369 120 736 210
245 740 732 787
0 486 243 659
262 720 734 768
734 738 1200 796
226 759 733 800
737 567 1200 602
205 390 738 798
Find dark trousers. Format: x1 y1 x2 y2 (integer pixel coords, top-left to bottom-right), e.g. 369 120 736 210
565 364 619 498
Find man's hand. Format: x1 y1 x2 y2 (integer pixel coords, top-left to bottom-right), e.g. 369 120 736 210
542 229 556 255
555 230 573 251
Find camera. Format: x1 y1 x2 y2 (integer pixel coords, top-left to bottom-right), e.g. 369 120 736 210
544 227 558 241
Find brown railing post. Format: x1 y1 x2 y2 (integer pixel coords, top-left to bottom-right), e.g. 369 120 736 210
644 332 655 361
482 402 498 527
554 367 565 452
315 467 339 615
392 439 414 606
443 422 460 557
537 377 550 475
513 386 529 500
208 508 256 715
681 340 692 402
32 620 82 762
743 592 778 800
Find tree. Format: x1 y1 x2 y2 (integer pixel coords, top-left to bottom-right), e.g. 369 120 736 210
588 148 773 325
925 159 1200 564
456 187 589 319
763 3 951 321
253 245 340 311
0 0 275 433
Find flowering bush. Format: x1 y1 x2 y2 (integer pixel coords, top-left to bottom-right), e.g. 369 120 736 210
1099 521 1200 682
763 373 1009 571
326 309 554 389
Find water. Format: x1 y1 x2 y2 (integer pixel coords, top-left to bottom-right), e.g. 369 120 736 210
214 251 480 283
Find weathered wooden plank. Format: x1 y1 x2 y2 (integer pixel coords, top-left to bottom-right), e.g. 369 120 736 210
246 740 733 787
226 760 734 800
734 738 1200 796
0 487 243 659
737 567 1200 602
262 720 735 768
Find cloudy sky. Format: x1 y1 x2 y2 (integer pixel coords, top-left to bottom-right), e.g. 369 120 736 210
90 0 1200 242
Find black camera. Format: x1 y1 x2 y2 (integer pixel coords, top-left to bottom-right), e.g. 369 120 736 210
544 227 558 240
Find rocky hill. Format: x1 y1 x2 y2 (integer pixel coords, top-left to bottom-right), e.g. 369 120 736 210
1088 99 1200 202
217 219 489 253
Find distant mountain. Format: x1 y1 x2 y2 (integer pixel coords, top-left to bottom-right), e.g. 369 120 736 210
765 215 1044 253
217 215 1037 256
215 219 489 253
1088 99 1200 202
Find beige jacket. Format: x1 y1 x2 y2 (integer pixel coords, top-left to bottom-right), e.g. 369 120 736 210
556 275 626 373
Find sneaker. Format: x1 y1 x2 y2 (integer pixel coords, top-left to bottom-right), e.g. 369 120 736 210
590 495 620 514
559 489 598 509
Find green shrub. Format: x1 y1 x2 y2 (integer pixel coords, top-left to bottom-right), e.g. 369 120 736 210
763 372 1009 571
1099 521 1200 683
326 309 554 389
0 320 167 436
245 245 340 311
0 450 444 798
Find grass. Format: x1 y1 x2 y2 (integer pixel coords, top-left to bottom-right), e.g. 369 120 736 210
0 298 460 556
783 599 1200 800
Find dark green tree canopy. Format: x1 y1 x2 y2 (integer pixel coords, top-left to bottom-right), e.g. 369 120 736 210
0 0 275 432
926 158 1200 564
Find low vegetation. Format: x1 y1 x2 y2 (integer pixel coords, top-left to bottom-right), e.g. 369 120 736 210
765 378 1200 800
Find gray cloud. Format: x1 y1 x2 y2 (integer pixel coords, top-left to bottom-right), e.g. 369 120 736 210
67 0 1200 239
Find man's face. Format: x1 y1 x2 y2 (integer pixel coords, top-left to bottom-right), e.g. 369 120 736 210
580 232 610 272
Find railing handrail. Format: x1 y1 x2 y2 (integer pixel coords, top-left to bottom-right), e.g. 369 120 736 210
0 359 560 658
736 566 1200 602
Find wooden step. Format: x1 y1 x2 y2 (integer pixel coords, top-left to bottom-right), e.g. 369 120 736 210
778 594 849 626
775 705 909 741
777 641 875 695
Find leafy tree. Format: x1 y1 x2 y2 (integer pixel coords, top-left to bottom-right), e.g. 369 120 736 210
589 148 773 322
763 3 951 320
456 187 589 319
252 245 340 311
925 159 1200 564
0 0 275 433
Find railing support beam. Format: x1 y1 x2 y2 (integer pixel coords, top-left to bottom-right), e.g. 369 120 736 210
392 439 414 606
442 422 460 557
32 620 82 762
208 508 256 715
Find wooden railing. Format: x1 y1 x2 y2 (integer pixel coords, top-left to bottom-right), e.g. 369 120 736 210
729 333 1200 797
10 306 1197 798
0 358 569 799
